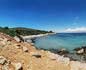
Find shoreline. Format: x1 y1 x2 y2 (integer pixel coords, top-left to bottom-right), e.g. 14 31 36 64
0 32 86 70
22 33 56 39
21 33 86 62
21 33 56 43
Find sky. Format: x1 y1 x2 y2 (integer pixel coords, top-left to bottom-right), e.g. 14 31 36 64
0 0 86 32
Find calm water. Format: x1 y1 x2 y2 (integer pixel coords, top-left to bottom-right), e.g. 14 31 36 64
35 33 86 51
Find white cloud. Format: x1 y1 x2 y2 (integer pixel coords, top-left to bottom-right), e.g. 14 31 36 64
64 27 86 33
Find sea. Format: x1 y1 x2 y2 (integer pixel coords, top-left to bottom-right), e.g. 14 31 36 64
34 33 86 61
35 33 86 51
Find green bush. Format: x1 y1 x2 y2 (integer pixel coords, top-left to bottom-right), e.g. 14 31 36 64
0 27 53 37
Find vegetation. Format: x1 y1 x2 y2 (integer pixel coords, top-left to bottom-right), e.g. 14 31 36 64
0 27 53 37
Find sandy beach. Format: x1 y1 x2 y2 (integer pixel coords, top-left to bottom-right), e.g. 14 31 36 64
22 33 56 39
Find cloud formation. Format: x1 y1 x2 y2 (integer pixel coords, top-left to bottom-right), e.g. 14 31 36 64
64 27 86 33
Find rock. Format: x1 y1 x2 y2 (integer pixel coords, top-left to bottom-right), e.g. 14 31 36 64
0 38 3 41
58 48 69 55
26 39 32 43
14 44 21 49
74 47 81 51
31 52 41 58
80 63 86 70
57 55 64 62
48 52 60 60
23 47 28 52
82 46 86 53
4 38 8 42
48 51 70 65
16 46 20 49
70 61 81 70
77 48 84 54
61 57 70 66
6 60 11 65
0 56 7 65
1 41 6 46
30 43 34 46
74 46 86 54
14 36 21 42
1 65 9 70
61 48 66 51
14 63 22 70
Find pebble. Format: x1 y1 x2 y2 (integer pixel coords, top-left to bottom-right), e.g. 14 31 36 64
14 62 22 70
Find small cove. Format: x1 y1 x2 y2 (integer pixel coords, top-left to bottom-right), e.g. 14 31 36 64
34 33 86 61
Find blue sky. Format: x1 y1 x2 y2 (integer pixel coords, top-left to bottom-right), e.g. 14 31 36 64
0 0 86 32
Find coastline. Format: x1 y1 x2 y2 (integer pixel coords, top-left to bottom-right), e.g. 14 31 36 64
0 32 86 70
21 33 86 62
22 33 56 39
21 33 56 43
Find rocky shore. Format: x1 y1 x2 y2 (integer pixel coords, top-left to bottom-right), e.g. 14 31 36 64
0 32 86 70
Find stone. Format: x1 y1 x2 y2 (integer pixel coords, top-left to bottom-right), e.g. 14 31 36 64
61 57 70 66
80 63 86 70
1 41 6 46
15 46 21 49
1 65 9 70
31 52 41 58
0 56 7 65
26 39 32 43
30 43 34 46
14 63 22 70
74 46 86 54
74 47 81 51
23 47 28 52
58 48 69 55
61 48 66 51
14 36 21 42
0 38 3 41
6 60 11 65
57 56 64 62
77 48 84 54
14 44 21 49
70 61 81 70
49 52 60 60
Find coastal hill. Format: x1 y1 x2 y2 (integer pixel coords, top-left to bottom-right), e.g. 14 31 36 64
0 27 53 37
0 32 86 70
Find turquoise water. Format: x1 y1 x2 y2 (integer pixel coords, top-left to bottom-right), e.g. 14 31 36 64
35 33 86 51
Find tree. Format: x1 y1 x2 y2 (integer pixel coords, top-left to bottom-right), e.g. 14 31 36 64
4 27 9 29
49 30 53 33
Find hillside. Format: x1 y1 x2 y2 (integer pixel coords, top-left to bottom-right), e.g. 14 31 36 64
0 32 86 70
0 27 53 37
